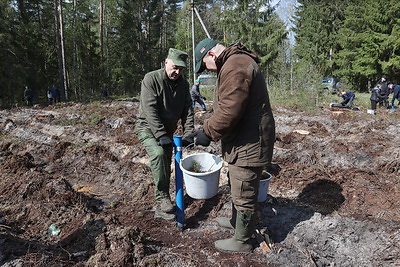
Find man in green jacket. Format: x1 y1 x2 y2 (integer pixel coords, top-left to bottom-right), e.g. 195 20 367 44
135 48 195 220
192 38 276 252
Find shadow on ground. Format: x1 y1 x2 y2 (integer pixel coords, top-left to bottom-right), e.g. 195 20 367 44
258 179 345 243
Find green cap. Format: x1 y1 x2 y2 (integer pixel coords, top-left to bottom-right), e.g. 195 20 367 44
167 48 188 68
195 78 201 83
194 38 218 74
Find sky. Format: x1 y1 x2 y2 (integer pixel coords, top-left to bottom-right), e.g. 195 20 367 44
273 0 299 45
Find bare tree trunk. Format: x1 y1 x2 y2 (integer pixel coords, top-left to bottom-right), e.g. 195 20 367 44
99 0 104 95
8 63 14 107
59 0 69 100
72 0 79 100
54 0 63 98
54 0 69 101
104 0 110 95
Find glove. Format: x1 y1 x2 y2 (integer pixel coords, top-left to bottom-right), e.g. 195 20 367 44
158 135 172 147
201 96 206 100
181 136 194 147
189 129 212 147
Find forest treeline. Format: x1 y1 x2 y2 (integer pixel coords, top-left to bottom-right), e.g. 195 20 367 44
0 0 399 107
295 0 400 92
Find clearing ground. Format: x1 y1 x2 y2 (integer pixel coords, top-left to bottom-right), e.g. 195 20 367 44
0 100 399 266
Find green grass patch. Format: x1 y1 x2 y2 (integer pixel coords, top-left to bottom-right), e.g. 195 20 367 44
199 86 215 101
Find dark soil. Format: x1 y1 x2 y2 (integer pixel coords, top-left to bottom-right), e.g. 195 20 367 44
0 101 399 266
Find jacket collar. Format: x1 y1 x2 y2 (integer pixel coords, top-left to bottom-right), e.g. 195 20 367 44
215 42 260 74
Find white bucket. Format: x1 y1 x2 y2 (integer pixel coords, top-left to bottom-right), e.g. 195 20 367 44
180 153 223 199
258 171 272 202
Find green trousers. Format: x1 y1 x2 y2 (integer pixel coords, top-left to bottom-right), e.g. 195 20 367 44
228 164 262 212
137 130 173 201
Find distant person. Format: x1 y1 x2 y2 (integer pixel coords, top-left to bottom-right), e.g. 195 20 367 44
134 48 194 221
47 88 53 105
376 75 390 108
101 89 109 99
370 84 386 111
191 78 207 111
338 91 355 107
389 83 400 108
50 85 60 103
23 86 33 106
191 38 275 252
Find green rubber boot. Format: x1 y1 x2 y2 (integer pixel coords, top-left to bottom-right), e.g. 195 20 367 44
216 203 237 229
215 210 256 252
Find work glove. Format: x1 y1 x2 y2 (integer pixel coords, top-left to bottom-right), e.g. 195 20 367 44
181 136 194 147
189 129 212 147
158 135 172 147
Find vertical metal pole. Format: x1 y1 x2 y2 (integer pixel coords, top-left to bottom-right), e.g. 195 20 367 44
191 0 196 84
174 136 184 228
194 7 211 39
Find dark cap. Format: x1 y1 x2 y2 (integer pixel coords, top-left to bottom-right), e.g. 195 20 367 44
194 38 218 73
167 48 188 68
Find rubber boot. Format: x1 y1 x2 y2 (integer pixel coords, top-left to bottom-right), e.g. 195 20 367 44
216 203 237 229
154 205 175 221
214 210 256 252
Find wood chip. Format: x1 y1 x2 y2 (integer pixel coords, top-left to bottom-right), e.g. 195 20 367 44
294 129 310 135
260 240 271 253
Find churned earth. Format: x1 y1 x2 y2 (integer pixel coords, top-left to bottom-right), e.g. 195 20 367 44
0 100 399 266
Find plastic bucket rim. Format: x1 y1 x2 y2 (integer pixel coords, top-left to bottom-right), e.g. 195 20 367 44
258 172 272 202
180 153 223 177
180 152 222 199
260 171 272 182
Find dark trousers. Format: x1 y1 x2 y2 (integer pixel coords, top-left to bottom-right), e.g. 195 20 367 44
229 164 262 212
371 100 378 110
379 98 389 108
343 95 355 107
192 97 206 111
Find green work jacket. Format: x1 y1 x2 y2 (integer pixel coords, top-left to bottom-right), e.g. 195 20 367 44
135 68 194 139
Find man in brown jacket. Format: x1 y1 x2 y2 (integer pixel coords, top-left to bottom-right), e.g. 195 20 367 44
192 38 276 252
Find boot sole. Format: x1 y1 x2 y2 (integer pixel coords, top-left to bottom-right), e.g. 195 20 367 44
215 244 252 253
154 212 175 221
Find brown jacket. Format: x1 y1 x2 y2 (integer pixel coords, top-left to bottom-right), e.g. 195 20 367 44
203 43 275 167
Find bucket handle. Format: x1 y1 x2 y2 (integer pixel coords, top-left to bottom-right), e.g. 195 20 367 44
181 143 222 171
206 161 216 172
182 142 195 157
